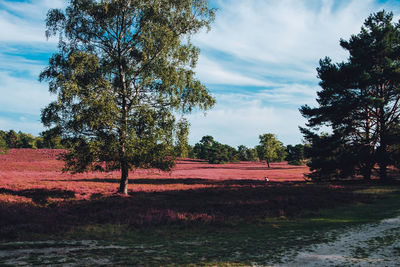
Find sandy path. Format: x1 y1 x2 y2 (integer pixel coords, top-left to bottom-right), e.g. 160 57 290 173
281 213 400 266
0 240 128 266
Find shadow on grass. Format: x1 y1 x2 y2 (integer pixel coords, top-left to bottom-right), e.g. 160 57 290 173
0 188 75 204
57 178 273 185
0 182 371 240
197 166 302 170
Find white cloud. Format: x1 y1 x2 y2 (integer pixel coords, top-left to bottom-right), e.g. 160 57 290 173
195 55 274 87
194 0 390 86
0 72 54 115
256 84 319 106
0 0 64 44
187 92 309 147
0 53 45 78
0 117 44 134
186 0 400 146
0 0 61 134
0 0 64 18
1 0 400 145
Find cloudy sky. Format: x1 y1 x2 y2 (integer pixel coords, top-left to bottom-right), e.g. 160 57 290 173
1 0 400 147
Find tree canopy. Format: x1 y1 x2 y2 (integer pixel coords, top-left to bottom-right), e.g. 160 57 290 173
285 144 305 166
41 0 216 194
256 133 286 168
192 136 239 164
300 10 400 181
174 118 190 158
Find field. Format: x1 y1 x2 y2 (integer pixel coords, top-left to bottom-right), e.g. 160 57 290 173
0 149 309 202
0 149 399 266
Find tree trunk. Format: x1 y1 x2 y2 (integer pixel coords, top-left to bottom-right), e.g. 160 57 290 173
378 103 390 182
119 158 129 194
379 162 388 181
266 159 270 168
378 142 389 182
362 164 372 181
117 53 130 194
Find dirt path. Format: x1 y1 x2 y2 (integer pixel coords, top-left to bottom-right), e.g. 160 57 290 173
0 240 128 266
281 213 400 266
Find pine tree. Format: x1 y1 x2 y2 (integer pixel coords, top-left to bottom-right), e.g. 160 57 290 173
301 10 400 181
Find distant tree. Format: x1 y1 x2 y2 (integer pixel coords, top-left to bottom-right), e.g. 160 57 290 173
41 0 215 194
256 133 286 168
17 131 35 148
285 144 305 165
38 129 64 149
300 10 400 181
247 148 259 162
237 145 248 161
34 137 45 149
193 136 238 164
188 144 195 159
6 130 18 149
193 135 214 160
238 145 258 161
175 119 190 158
0 131 7 153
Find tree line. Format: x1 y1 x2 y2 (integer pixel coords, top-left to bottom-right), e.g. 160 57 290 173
1 127 307 168
188 134 307 166
0 129 64 151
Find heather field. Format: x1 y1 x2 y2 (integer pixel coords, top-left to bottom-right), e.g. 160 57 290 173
0 149 309 202
0 149 399 266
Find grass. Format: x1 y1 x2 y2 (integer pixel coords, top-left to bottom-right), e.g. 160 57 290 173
1 185 398 266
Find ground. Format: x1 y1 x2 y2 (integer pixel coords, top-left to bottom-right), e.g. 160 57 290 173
0 149 399 266
283 213 400 266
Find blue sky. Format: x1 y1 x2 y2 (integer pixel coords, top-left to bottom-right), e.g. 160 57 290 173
1 0 400 147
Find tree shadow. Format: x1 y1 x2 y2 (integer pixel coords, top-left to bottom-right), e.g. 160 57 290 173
57 178 272 186
0 182 368 240
198 166 301 170
0 188 75 204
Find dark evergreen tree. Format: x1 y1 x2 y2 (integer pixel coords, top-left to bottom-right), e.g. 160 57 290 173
17 132 35 148
285 144 305 165
5 130 19 149
301 10 400 181
192 136 238 164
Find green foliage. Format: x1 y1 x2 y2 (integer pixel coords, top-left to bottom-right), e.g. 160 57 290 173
37 129 67 149
300 10 400 181
17 131 36 149
193 136 239 164
256 133 286 168
237 145 258 161
285 144 305 165
0 129 67 150
175 118 190 158
300 130 359 181
40 0 215 193
0 131 8 153
388 124 400 169
6 130 18 149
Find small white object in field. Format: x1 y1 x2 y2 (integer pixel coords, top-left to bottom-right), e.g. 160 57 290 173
264 177 269 182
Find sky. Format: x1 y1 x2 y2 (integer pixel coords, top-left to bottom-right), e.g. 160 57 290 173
0 0 400 147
